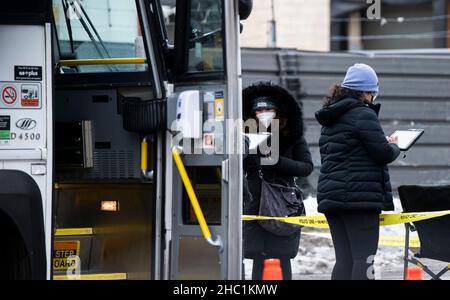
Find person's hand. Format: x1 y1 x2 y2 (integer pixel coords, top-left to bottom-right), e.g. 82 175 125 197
387 135 399 145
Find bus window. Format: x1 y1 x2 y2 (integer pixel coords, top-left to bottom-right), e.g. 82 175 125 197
183 167 222 226
53 0 148 73
186 0 224 73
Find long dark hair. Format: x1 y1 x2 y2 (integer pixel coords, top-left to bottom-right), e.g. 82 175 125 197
323 84 365 107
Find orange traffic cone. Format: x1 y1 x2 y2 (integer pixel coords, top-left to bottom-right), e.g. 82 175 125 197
262 259 283 280
406 267 424 280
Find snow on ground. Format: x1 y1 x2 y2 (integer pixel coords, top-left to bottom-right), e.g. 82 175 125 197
244 196 422 280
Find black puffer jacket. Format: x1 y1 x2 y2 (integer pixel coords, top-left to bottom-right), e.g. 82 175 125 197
315 97 401 214
243 83 313 259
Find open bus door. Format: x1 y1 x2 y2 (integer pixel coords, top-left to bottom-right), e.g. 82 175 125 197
51 0 242 280
147 0 243 280
49 0 171 280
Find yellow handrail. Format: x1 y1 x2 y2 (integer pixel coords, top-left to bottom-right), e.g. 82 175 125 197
141 137 153 180
141 138 148 172
171 146 222 250
58 57 147 67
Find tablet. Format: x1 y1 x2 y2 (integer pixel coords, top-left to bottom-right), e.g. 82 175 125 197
390 129 424 151
244 133 271 150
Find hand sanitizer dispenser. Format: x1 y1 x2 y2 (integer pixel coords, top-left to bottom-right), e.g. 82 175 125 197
175 90 203 139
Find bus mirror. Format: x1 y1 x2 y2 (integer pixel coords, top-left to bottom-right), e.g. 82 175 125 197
239 0 253 20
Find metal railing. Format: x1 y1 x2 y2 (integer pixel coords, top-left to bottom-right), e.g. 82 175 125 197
171 146 223 251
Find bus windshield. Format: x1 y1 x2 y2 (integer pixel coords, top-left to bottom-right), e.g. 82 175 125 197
53 0 148 73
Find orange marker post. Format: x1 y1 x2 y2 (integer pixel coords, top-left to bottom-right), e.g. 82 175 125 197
406 267 424 280
262 259 283 280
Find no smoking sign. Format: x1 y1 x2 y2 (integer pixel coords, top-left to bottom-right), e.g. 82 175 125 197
0 83 40 109
1 86 17 105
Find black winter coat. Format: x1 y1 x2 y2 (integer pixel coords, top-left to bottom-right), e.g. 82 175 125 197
244 137 313 258
242 82 313 259
315 98 401 214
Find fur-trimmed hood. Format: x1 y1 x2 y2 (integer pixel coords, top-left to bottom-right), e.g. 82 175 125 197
242 81 304 138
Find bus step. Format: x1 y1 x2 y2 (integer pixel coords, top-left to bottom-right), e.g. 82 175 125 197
55 228 93 236
53 273 127 280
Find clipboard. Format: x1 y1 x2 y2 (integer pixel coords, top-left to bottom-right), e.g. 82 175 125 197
390 129 424 151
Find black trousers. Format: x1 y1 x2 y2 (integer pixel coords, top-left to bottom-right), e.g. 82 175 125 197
325 211 380 280
251 255 292 280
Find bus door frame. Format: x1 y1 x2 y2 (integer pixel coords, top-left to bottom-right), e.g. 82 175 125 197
149 0 242 280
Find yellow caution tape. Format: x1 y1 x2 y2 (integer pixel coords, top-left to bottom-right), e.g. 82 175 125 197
379 210 450 226
242 215 330 229
242 210 450 229
378 235 420 248
301 231 421 248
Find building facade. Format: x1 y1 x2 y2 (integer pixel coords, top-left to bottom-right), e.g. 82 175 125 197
240 0 331 51
332 0 450 51
240 0 450 51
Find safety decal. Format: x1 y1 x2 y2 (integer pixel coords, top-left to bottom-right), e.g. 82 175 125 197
21 84 40 107
53 240 80 271
0 116 11 144
1 86 17 105
14 66 42 81
0 82 41 109
215 98 225 121
203 132 215 149
214 91 225 121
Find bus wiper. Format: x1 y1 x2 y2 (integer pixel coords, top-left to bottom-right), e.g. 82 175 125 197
66 0 118 72
77 1 114 60
61 0 75 55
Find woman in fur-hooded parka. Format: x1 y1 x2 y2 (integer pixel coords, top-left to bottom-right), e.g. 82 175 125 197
242 82 313 279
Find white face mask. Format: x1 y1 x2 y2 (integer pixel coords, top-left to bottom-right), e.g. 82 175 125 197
256 112 276 128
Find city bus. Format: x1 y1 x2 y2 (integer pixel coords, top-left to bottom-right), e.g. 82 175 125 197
0 0 249 280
